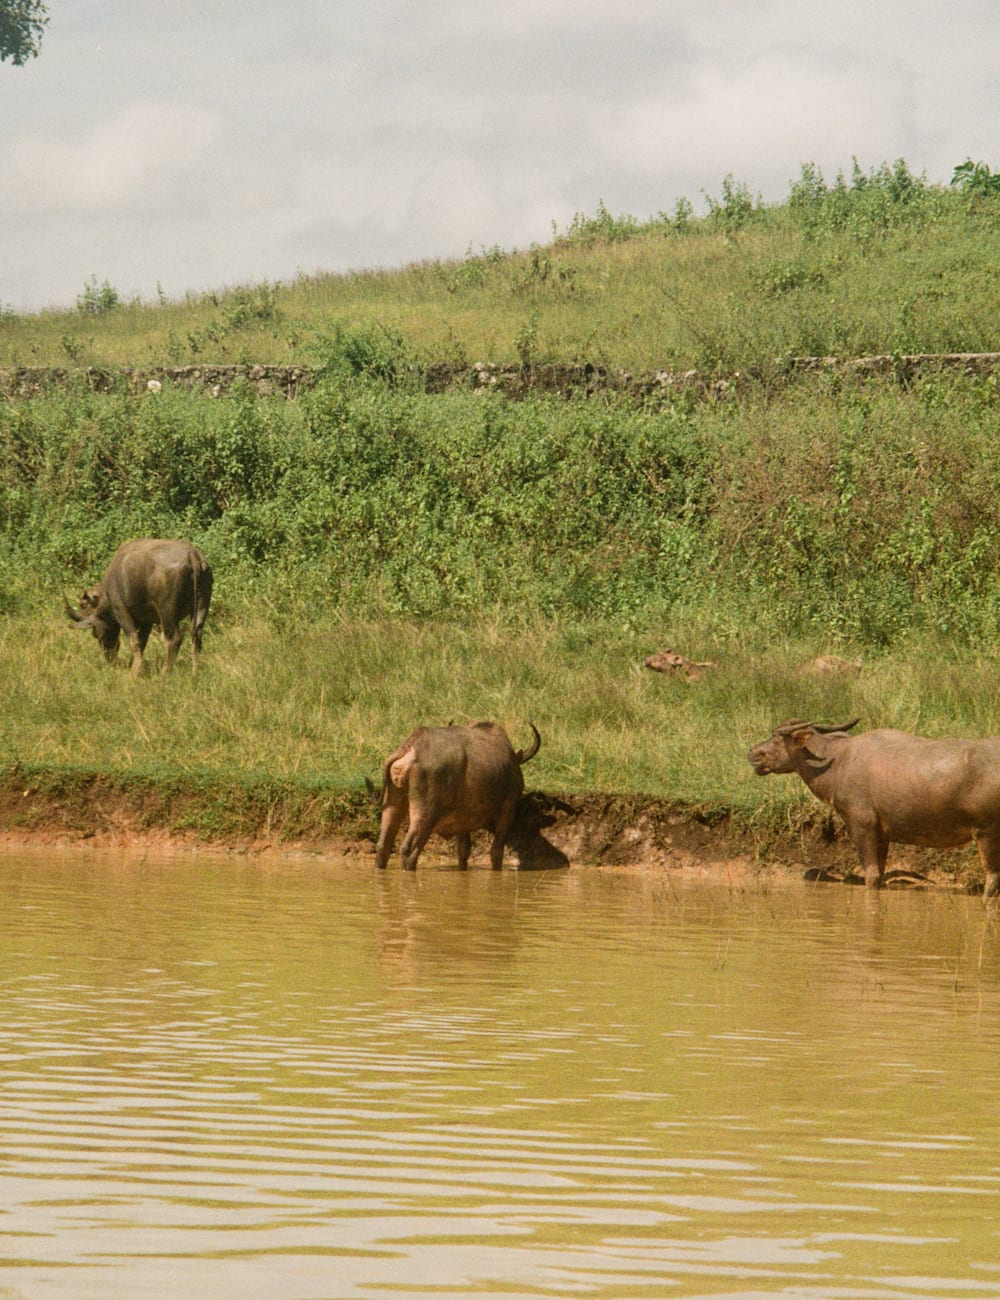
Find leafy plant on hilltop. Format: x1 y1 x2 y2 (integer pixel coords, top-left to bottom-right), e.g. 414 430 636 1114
951 158 1000 198
76 276 120 317
788 158 938 236
704 174 758 232
556 200 646 246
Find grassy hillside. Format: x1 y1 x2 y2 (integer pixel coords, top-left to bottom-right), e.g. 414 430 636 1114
3 160 1000 375
3 158 1000 859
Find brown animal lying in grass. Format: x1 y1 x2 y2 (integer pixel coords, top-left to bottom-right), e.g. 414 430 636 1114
794 655 863 677
643 647 717 682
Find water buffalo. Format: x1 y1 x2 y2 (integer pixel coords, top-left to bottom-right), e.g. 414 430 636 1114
374 721 541 870
644 647 717 681
65 538 212 676
748 718 1000 896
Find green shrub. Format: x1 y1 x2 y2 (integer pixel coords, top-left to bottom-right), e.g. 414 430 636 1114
704 174 757 231
5 371 1000 651
76 276 120 316
951 159 1000 199
311 322 413 384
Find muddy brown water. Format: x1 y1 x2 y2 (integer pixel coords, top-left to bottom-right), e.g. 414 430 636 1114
2 847 1000 1299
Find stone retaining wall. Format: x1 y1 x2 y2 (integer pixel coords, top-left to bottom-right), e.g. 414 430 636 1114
3 353 1000 401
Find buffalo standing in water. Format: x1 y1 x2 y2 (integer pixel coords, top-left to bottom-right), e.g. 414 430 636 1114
749 718 1000 896
66 538 213 676
374 721 541 870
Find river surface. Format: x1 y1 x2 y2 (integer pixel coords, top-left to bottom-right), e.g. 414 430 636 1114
1 848 1000 1299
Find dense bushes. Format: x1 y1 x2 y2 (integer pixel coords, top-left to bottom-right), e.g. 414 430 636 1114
3 367 1000 648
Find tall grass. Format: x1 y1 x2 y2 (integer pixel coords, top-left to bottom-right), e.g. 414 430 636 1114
3 370 1000 838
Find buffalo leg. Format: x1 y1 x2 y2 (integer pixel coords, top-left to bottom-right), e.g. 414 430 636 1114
127 625 149 677
975 830 1000 899
375 804 406 869
488 834 509 870
115 613 147 676
398 777 449 870
849 824 888 889
399 798 442 871
161 623 184 673
455 834 472 870
488 801 517 870
400 819 435 871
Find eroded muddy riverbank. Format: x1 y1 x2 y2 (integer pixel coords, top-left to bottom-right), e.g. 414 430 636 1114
0 767 982 891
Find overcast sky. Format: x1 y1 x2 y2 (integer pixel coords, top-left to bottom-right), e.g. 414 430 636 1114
3 1 999 312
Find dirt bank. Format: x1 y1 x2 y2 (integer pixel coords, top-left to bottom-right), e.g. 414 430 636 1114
0 767 981 891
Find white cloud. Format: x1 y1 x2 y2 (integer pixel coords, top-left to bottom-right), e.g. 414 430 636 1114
2 0 1000 310
5 101 222 212
597 48 910 196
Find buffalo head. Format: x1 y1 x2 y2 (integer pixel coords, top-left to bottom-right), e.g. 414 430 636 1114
64 588 121 662
748 718 861 775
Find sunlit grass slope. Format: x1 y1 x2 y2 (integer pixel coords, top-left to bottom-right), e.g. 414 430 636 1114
4 161 1000 374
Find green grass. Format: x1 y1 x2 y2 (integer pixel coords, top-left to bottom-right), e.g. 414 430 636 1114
7 611 1000 843
7 367 1000 646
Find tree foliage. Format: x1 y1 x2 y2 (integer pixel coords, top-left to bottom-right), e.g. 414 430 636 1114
0 0 47 65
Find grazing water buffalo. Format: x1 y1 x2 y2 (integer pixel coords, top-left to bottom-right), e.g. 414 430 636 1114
66 538 212 676
748 718 1000 896
374 721 541 870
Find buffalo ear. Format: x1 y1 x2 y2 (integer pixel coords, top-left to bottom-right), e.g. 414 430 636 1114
786 727 833 771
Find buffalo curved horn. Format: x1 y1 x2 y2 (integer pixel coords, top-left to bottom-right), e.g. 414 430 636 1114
516 723 541 765
812 718 861 734
63 591 85 625
777 718 860 737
